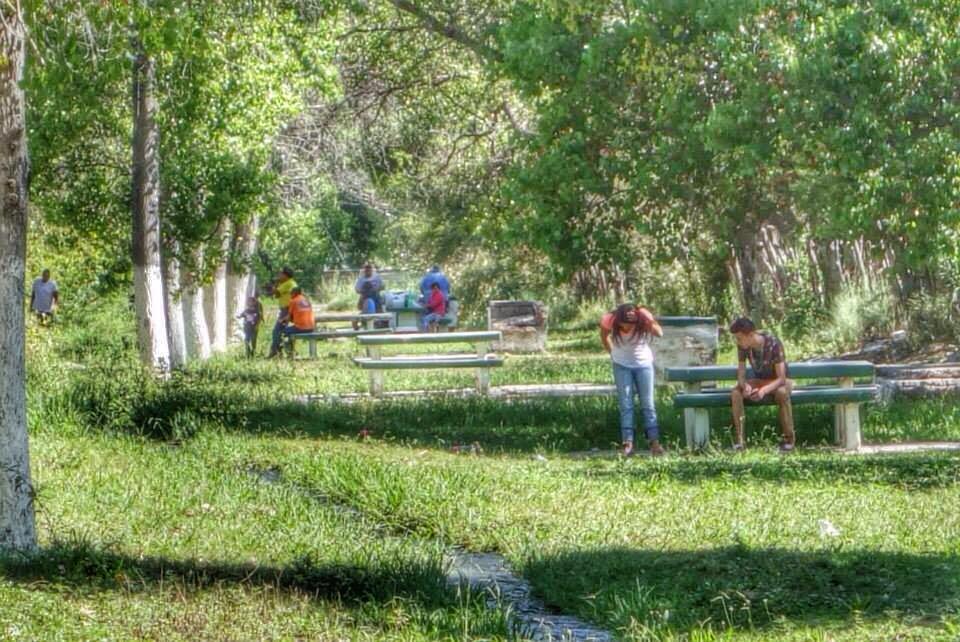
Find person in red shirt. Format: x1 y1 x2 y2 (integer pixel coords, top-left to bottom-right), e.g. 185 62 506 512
282 287 316 354
419 282 447 332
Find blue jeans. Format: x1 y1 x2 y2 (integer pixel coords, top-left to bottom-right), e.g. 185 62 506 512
612 361 659 444
420 312 443 330
269 308 290 356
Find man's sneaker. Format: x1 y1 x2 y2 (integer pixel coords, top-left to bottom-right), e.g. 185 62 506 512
620 442 634 457
779 442 796 453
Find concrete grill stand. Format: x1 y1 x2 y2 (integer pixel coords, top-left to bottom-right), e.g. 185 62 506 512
487 300 548 352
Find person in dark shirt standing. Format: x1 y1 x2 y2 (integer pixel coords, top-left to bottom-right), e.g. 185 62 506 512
729 317 795 452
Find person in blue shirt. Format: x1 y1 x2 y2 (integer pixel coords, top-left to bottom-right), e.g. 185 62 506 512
419 265 450 300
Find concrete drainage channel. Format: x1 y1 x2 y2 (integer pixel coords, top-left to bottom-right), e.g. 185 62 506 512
445 549 612 642
248 466 612 642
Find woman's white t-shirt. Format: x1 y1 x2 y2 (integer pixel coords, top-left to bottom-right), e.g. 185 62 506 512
601 312 653 367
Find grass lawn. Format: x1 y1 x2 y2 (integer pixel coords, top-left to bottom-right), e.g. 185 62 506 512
7 319 960 640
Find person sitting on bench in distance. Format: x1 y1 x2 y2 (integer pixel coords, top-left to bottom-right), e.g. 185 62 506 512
600 304 665 457
420 282 447 332
353 262 384 330
281 287 316 354
729 317 795 452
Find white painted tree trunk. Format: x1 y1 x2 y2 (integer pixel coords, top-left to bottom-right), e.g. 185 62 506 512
163 243 188 369
183 281 212 361
0 7 37 551
228 216 259 342
210 222 230 353
181 248 211 360
131 46 171 374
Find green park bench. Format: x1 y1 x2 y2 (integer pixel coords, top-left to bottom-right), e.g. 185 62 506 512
353 331 503 396
665 361 878 451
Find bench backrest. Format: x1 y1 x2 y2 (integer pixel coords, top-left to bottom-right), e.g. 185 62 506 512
357 330 502 346
665 360 874 382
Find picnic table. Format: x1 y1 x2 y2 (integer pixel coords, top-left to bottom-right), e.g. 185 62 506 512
353 330 503 396
287 312 395 358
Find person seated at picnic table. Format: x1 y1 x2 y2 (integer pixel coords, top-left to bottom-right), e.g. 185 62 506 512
419 264 450 301
354 262 384 328
600 304 665 457
281 287 316 354
420 282 447 332
268 267 297 358
729 317 795 452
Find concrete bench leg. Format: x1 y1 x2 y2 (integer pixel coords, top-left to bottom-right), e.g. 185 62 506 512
689 408 710 450
308 339 317 359
683 382 704 450
834 377 857 448
842 403 861 450
476 369 490 394
475 341 491 394
367 346 383 396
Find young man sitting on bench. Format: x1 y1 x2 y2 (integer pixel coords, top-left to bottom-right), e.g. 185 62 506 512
729 317 795 452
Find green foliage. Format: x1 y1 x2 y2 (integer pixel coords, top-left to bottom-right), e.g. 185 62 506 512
822 284 896 352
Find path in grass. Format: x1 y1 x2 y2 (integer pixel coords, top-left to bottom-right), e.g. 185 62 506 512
250 463 612 641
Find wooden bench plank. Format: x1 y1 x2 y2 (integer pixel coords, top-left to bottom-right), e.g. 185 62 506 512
353 356 504 370
357 331 501 346
665 360 875 382
673 385 878 408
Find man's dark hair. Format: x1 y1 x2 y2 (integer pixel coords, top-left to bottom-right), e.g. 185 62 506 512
729 317 756 334
430 282 440 289
291 287 302 296
281 266 294 278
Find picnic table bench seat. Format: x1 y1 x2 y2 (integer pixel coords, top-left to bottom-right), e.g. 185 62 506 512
289 327 391 358
665 361 877 451
354 331 503 396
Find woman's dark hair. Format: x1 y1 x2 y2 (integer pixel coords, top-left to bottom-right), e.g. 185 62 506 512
611 303 649 344
281 266 295 278
729 317 756 334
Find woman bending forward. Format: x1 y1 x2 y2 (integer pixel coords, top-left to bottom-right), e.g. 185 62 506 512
600 304 664 456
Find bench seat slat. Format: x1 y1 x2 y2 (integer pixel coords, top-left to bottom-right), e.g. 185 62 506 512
674 385 878 408
358 331 501 346
353 356 504 370
665 360 874 382
294 328 391 339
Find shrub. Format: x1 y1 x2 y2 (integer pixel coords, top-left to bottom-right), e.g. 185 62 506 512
820 284 896 352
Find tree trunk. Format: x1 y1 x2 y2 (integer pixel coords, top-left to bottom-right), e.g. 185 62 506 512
0 6 37 551
817 239 844 304
229 216 259 342
163 240 188 369
210 222 230 353
733 227 766 320
131 44 170 374
182 266 212 360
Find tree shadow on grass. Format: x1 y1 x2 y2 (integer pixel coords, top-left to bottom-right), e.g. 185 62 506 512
0 542 450 607
244 396 637 453
586 450 960 490
523 546 960 636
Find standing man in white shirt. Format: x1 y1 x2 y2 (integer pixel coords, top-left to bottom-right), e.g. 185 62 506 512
30 269 59 325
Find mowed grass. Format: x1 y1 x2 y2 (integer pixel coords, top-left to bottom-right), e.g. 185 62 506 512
8 314 960 640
